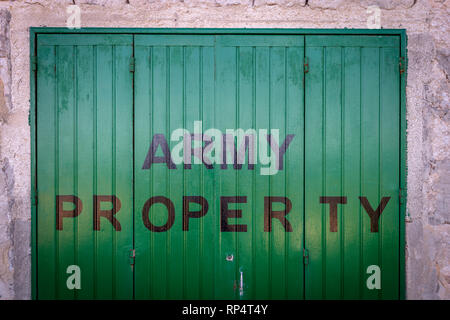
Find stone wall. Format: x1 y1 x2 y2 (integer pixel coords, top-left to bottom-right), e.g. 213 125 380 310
0 0 448 299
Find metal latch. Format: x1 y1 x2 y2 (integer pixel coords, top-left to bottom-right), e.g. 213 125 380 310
239 269 244 297
304 57 309 73
129 249 135 267
129 57 135 73
303 248 309 265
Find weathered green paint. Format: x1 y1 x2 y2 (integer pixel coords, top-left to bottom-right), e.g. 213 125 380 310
30 29 37 301
31 29 406 300
305 35 400 299
134 34 304 299
35 34 134 299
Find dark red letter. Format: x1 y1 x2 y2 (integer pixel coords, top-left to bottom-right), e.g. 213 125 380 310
319 196 347 232
56 195 83 231
359 197 390 232
94 195 122 231
264 196 293 232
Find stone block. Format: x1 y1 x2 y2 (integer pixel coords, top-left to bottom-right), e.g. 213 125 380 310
253 0 307 6
307 0 346 9
360 0 417 9
12 219 30 299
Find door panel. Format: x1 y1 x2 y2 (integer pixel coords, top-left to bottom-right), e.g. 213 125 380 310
36 34 134 299
304 35 400 299
134 34 305 299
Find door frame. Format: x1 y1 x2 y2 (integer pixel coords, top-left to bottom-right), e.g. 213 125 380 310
30 28 407 300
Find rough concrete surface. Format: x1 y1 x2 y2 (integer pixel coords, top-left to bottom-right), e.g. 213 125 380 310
0 0 448 299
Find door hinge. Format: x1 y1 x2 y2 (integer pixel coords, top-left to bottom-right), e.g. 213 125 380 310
31 56 37 72
28 110 31 126
399 187 406 205
129 249 135 266
303 248 309 265
399 56 405 75
129 57 135 73
304 57 309 73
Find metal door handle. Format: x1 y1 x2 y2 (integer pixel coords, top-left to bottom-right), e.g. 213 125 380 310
239 270 244 296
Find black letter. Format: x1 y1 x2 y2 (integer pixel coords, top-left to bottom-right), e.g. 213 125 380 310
142 134 176 169
220 196 247 232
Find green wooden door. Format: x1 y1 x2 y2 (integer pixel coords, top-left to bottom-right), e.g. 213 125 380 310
305 35 400 299
134 34 305 299
36 34 134 299
34 31 402 300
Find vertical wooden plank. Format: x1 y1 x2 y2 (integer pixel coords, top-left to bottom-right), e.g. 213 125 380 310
379 47 400 299
164 46 184 299
184 46 201 299
75 45 95 299
342 46 362 299
269 46 287 299
323 46 343 299
200 46 216 299
361 47 381 300
254 46 271 299
236 46 254 299
37 44 57 299
215 45 237 299
166 45 184 299
149 45 169 299
94 44 114 299
285 45 304 300
113 44 134 299
56 45 76 300
305 44 324 299
134 44 151 299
